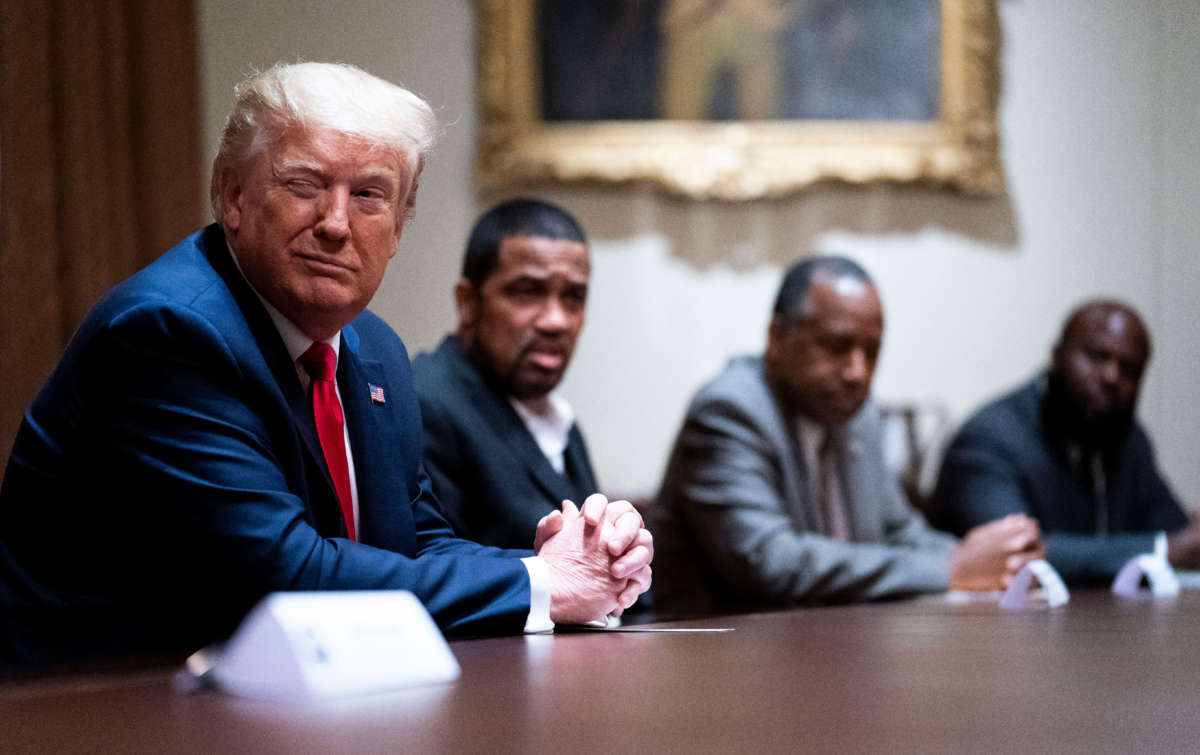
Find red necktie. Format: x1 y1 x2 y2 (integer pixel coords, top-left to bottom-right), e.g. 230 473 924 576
299 342 356 541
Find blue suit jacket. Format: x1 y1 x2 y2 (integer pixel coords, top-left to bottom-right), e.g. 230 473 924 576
412 336 598 549
0 225 531 667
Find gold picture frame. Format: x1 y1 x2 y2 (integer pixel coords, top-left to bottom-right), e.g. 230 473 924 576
477 0 1003 200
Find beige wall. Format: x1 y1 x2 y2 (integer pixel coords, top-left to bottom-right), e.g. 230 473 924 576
200 0 1200 502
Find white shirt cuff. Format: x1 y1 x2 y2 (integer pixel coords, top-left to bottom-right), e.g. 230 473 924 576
520 556 554 633
1155 531 1169 560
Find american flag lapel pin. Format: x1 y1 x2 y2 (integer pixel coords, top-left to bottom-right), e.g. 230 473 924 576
368 383 386 405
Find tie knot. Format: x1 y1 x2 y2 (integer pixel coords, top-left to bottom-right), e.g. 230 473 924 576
300 342 337 381
819 431 837 458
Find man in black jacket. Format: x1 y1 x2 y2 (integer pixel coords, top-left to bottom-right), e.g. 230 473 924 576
931 299 1200 582
413 199 600 550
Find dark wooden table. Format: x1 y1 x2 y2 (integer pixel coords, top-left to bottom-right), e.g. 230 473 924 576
4 590 1200 753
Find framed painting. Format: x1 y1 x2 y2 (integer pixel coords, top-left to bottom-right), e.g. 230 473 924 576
476 0 1003 199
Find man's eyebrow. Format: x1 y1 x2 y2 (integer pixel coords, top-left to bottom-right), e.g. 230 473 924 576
274 160 325 176
354 169 400 185
506 274 548 284
273 161 399 189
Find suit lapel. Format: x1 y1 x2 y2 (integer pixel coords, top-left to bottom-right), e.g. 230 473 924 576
476 384 575 505
760 378 821 533
202 226 343 532
839 422 873 542
562 427 597 499
445 338 575 504
338 325 411 549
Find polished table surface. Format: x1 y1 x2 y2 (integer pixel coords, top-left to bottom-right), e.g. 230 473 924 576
4 589 1200 753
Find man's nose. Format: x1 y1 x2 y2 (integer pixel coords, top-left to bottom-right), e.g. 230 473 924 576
842 347 870 385
535 297 570 332
314 188 351 241
1098 358 1122 387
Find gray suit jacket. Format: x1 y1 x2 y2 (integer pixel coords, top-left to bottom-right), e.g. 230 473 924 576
651 356 956 616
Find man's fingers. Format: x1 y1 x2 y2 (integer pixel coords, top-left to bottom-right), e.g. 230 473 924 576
1005 553 1025 574
1005 549 1042 575
581 493 608 526
533 509 564 552
1005 529 1039 553
602 499 640 525
618 528 655 569
617 565 652 608
611 537 652 580
606 510 643 556
635 528 654 560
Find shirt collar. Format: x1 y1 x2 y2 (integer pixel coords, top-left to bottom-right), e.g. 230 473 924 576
510 392 575 435
509 391 575 467
226 239 340 364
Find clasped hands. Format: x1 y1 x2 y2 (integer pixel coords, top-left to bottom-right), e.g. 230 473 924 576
949 513 1046 591
533 493 653 624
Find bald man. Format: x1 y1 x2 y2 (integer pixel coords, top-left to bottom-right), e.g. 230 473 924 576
651 256 1043 617
931 300 1200 583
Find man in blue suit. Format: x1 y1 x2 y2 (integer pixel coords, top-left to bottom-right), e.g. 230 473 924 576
0 62 651 667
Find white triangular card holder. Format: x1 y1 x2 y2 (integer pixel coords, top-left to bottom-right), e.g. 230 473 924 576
193 590 460 700
1112 554 1180 598
998 559 1070 609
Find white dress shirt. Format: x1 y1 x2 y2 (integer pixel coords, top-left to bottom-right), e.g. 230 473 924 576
509 392 575 475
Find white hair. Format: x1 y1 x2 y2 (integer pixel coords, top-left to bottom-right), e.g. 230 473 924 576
210 61 438 221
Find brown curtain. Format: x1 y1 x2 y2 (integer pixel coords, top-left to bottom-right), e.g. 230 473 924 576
0 0 204 475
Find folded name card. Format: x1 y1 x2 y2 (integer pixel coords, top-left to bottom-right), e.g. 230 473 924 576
998 559 1070 610
1112 554 1180 598
191 590 460 700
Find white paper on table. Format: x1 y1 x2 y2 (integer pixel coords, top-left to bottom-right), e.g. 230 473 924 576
998 559 1070 610
1112 554 1180 598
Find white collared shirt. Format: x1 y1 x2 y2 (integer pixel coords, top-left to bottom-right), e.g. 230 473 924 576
509 392 575 475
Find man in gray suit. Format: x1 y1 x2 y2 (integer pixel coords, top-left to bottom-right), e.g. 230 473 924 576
651 256 1044 616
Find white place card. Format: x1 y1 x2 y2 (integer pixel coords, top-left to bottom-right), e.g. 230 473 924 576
191 590 460 700
998 559 1070 610
1112 554 1180 599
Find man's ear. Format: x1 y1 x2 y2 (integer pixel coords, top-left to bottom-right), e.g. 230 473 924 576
765 316 784 364
218 168 244 233
454 278 478 330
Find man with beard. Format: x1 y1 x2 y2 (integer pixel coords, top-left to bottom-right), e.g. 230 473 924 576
650 256 1043 616
412 200 600 550
931 299 1200 583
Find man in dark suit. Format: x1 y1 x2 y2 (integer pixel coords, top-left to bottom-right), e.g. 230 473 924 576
651 256 1043 616
0 62 651 667
931 299 1200 583
413 200 599 550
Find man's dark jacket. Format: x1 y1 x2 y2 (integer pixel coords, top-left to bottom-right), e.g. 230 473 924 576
930 373 1187 583
412 336 598 549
